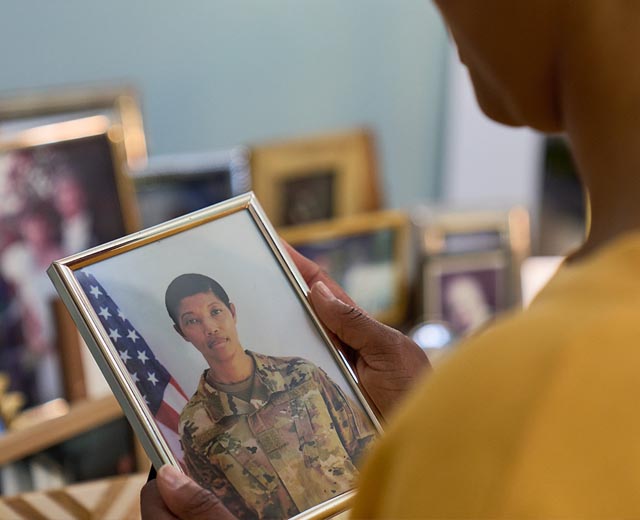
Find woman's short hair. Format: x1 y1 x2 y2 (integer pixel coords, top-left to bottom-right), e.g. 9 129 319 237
165 273 231 330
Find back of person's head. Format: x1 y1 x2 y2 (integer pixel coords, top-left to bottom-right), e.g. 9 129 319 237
165 273 231 329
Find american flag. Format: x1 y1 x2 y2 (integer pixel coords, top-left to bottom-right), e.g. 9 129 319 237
77 270 188 462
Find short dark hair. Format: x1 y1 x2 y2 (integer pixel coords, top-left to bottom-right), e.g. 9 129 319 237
165 273 231 331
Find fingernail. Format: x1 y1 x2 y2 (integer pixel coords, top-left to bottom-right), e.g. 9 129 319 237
159 465 191 490
314 281 334 301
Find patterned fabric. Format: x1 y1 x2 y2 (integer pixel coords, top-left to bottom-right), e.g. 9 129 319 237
0 472 147 519
77 270 188 460
180 351 376 519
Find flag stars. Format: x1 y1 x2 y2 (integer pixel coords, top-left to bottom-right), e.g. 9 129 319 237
119 350 131 363
147 372 158 386
142 394 149 405
137 350 148 364
130 372 139 383
117 309 127 321
109 328 121 342
127 330 139 343
98 307 111 320
89 285 102 299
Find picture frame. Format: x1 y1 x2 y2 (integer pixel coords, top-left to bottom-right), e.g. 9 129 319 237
133 147 251 228
0 84 147 170
281 210 410 327
423 251 508 337
250 129 381 228
0 114 139 408
47 192 382 520
416 207 530 338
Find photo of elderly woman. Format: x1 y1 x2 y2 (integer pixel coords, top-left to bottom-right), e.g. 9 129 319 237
165 273 375 519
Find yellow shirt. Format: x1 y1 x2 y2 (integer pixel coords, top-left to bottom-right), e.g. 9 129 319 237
353 233 640 518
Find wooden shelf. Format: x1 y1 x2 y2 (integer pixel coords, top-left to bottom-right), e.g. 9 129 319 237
0 395 123 466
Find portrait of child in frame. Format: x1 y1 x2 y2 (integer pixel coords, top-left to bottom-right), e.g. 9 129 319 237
48 193 381 520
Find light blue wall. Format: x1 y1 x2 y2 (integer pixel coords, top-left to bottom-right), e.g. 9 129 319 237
0 1 449 207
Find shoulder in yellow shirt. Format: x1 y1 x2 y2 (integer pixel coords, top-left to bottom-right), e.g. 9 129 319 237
353 232 640 518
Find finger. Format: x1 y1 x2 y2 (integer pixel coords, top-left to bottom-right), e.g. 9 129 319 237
309 281 399 352
156 465 236 520
140 479 178 520
281 241 356 306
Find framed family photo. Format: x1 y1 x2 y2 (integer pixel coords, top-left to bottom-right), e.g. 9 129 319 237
0 114 139 408
416 207 530 338
48 193 382 520
282 211 410 327
251 129 381 228
133 147 250 228
0 84 147 170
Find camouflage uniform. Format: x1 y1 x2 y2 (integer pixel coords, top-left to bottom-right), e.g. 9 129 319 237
179 350 376 519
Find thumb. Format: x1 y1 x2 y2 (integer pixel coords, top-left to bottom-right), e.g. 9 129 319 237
309 281 393 351
156 465 235 520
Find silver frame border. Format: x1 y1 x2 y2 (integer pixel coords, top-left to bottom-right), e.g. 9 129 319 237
48 191 382 520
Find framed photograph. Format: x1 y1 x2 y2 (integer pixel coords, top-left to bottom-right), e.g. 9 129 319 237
416 207 530 337
423 252 507 337
133 147 251 228
281 211 410 327
0 115 139 408
251 129 381 227
0 84 147 170
48 193 382 520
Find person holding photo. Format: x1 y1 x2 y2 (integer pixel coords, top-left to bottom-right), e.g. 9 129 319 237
143 0 640 518
164 273 376 519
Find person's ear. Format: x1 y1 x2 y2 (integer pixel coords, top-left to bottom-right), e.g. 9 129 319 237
173 323 186 339
230 303 237 322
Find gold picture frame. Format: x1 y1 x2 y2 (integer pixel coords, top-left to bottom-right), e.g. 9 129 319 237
0 115 140 406
133 147 251 228
250 129 381 228
282 210 410 327
47 192 382 520
0 84 147 170
417 207 530 338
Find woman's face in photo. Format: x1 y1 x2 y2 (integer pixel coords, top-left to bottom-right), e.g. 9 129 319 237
176 290 242 364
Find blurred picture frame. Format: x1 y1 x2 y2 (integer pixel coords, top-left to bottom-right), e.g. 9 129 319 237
423 251 507 338
0 84 147 170
416 207 530 337
133 147 251 228
0 114 139 407
251 129 381 227
48 192 382 520
282 210 410 327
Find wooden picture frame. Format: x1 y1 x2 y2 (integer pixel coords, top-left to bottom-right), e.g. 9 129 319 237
0 115 140 408
0 85 147 170
48 192 382 520
251 129 381 228
417 207 530 337
282 210 410 327
133 147 251 228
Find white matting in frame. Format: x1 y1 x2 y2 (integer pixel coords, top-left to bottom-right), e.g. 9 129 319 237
48 193 381 520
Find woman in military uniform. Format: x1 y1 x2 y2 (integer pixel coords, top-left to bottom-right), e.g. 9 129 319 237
165 273 376 519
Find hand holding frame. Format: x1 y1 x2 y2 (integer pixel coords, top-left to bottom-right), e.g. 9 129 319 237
284 243 430 419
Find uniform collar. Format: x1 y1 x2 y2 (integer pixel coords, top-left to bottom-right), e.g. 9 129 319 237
195 350 289 421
